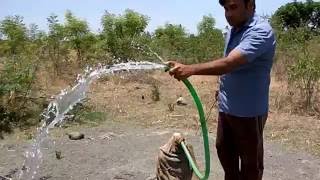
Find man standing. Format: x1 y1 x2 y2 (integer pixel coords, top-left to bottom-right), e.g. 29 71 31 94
167 0 276 179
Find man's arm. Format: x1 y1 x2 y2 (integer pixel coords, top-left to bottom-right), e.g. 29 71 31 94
190 49 247 75
168 49 247 80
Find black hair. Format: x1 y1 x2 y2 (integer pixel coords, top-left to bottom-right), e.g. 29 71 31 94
219 0 256 11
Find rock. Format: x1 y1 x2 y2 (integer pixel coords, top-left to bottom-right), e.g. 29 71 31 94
176 96 187 106
67 132 84 140
4 168 18 179
39 175 52 180
168 103 175 112
55 150 62 160
87 137 95 140
99 132 116 140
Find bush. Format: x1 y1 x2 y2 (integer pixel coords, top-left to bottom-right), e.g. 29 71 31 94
276 27 320 113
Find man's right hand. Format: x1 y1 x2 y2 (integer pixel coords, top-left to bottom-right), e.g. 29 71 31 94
166 61 194 81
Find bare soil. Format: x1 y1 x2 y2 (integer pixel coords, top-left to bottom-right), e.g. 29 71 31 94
1 71 319 180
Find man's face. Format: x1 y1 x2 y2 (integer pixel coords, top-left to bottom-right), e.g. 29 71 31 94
223 0 252 28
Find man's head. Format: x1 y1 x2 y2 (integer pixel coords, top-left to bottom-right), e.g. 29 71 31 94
219 0 255 28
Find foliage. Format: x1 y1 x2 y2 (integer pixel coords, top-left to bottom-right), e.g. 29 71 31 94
101 9 150 61
0 15 27 56
195 14 224 61
152 23 188 61
286 28 320 110
64 10 93 65
272 0 320 33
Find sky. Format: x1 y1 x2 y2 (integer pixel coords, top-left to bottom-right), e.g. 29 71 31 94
0 0 296 34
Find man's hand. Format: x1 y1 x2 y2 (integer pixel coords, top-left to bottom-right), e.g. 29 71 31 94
166 61 194 81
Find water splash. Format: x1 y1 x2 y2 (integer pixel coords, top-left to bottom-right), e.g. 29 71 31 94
131 42 166 64
18 61 165 180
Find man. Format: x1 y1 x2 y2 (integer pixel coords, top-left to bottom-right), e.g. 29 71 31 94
167 0 276 179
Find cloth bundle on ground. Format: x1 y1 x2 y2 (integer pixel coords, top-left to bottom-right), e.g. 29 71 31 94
156 133 197 180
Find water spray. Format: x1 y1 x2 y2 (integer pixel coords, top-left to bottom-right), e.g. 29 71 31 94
18 38 211 179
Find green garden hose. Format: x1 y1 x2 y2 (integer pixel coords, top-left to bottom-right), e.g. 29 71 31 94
161 60 210 179
180 79 210 180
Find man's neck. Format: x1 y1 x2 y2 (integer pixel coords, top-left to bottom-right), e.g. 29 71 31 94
233 12 254 32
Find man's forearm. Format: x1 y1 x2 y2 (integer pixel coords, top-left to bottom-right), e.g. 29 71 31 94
190 57 235 76
167 49 247 79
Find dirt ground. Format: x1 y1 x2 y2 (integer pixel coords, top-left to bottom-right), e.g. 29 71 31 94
0 71 320 179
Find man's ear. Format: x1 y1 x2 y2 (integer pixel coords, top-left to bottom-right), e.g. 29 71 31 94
246 0 255 12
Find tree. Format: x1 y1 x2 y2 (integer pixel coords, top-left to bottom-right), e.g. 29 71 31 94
64 10 91 66
286 28 320 111
47 14 66 74
196 14 224 61
272 0 320 32
271 1 320 112
152 23 188 61
0 15 27 56
27 23 47 62
0 16 39 133
101 9 149 61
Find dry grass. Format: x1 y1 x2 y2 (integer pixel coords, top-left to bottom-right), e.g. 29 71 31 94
265 112 320 156
268 78 320 156
13 68 319 157
83 71 320 156
86 71 219 132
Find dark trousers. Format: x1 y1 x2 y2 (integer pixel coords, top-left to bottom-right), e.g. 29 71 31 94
216 112 267 180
